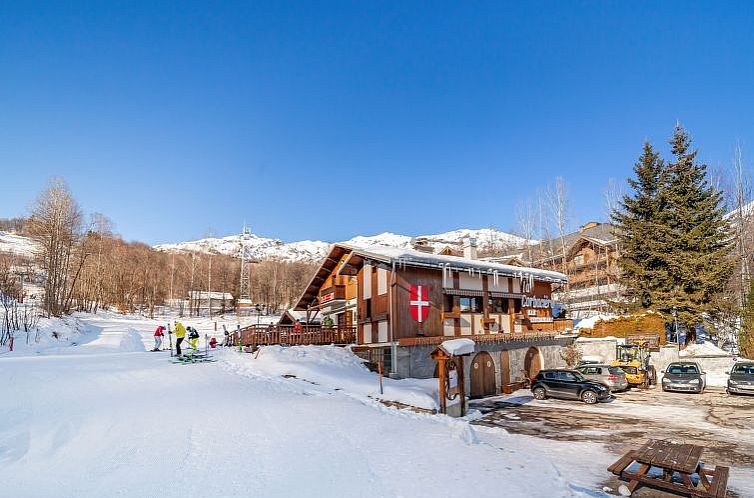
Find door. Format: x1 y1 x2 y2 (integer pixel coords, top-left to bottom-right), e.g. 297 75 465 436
524 346 543 380
470 351 496 398
557 370 582 399
500 350 511 388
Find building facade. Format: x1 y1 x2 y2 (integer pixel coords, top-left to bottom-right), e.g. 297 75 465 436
294 239 573 397
536 222 621 318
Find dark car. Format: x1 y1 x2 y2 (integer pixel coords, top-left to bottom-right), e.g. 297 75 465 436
661 361 705 393
531 369 611 404
727 362 754 395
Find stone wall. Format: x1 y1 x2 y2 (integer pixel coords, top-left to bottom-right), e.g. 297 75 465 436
399 337 573 395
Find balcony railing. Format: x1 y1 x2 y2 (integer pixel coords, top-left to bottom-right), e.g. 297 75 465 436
236 325 356 347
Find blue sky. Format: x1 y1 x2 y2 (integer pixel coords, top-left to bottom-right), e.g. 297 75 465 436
2 2 754 245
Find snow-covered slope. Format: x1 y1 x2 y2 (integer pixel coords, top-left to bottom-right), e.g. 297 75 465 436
0 230 37 257
155 227 533 263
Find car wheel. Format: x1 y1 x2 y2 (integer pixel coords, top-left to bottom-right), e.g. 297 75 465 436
581 390 598 404
533 387 547 400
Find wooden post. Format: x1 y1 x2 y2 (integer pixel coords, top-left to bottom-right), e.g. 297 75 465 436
438 358 447 415
378 360 384 395
457 356 466 416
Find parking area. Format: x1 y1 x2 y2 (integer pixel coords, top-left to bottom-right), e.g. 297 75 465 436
471 386 754 496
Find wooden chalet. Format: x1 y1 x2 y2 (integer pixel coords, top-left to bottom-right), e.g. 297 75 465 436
277 238 574 397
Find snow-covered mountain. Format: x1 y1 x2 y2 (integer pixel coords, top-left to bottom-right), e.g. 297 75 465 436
154 228 533 263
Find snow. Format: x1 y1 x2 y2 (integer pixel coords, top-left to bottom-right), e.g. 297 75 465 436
680 341 732 358
0 230 38 257
223 344 440 410
154 228 535 263
0 312 598 497
342 244 568 283
441 338 476 356
574 314 619 330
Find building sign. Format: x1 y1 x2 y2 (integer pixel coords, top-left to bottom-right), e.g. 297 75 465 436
529 317 554 323
521 296 552 308
409 285 430 323
321 292 334 303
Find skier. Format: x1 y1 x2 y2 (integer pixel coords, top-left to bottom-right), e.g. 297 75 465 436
222 329 231 347
188 326 200 351
152 324 165 351
173 321 187 356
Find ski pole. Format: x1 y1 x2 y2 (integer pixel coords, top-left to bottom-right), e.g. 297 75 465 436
168 323 173 357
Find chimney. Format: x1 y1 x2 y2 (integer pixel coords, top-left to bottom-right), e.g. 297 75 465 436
463 237 477 260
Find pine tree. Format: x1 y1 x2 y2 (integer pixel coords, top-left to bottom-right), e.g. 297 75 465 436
653 124 734 341
741 279 754 359
612 142 666 310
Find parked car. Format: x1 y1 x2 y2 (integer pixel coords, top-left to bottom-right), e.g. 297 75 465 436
575 364 629 392
661 361 706 393
531 369 611 404
727 361 754 395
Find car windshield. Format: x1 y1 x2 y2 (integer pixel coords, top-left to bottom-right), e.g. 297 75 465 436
608 366 624 375
667 364 699 374
732 364 754 375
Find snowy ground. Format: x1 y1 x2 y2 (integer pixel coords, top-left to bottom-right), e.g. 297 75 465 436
2 313 603 498
472 388 754 497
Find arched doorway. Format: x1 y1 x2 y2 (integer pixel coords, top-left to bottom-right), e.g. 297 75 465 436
524 346 543 380
500 350 511 388
470 351 496 398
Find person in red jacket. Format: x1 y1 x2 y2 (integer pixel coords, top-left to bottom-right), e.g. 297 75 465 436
153 325 165 351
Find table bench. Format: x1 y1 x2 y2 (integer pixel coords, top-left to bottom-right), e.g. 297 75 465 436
608 439 728 497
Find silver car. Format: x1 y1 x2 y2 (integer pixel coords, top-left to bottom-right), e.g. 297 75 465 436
661 361 706 393
575 364 629 392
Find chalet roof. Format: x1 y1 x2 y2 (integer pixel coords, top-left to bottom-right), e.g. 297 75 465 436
293 243 568 310
536 222 618 263
280 309 322 324
339 244 568 282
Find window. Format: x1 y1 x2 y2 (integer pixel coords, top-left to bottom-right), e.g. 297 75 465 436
559 371 580 382
363 298 371 319
444 294 455 312
514 299 522 313
459 297 482 313
488 297 509 313
667 364 699 374
574 254 585 265
544 372 557 380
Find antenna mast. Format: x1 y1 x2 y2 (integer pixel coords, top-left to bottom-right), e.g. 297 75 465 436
239 224 252 306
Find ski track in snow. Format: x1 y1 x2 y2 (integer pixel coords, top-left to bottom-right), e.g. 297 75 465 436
1 313 600 498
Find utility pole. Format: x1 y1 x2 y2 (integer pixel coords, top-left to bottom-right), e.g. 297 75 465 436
239 225 251 313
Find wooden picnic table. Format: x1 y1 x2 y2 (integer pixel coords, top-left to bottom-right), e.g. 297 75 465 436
608 439 729 497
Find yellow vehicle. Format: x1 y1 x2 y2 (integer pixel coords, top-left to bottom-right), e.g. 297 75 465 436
612 343 657 387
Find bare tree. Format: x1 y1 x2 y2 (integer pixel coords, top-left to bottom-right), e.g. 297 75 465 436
514 200 538 263
28 178 84 316
546 177 572 306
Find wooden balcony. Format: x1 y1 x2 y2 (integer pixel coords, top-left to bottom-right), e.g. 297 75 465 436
319 285 346 303
237 325 356 347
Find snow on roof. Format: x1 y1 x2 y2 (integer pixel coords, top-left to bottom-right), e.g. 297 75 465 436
339 243 568 283
440 338 476 356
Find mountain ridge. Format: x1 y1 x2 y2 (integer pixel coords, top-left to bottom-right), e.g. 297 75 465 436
153 228 533 263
